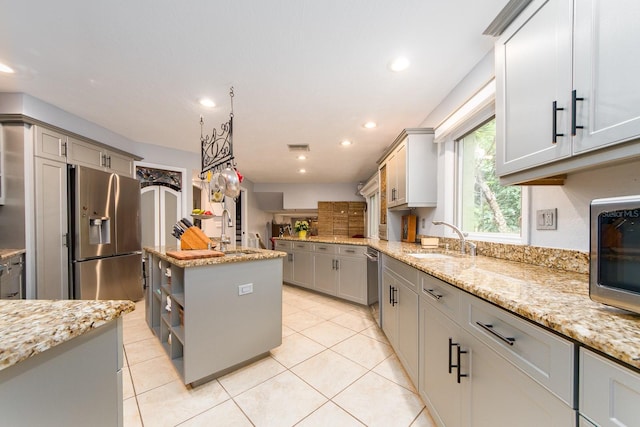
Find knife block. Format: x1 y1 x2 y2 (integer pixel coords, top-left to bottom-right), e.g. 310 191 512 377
180 227 213 250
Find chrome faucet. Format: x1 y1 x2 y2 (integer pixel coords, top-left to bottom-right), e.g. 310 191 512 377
432 220 471 255
220 209 234 251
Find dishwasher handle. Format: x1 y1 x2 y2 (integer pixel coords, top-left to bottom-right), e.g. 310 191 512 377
364 252 378 262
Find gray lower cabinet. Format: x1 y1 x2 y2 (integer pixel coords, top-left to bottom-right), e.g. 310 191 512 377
314 251 337 295
419 271 576 426
291 241 313 289
579 347 640 427
381 254 419 386
0 254 24 299
274 240 294 283
279 241 368 305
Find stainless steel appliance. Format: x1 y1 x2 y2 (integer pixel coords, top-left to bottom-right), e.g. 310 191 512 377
366 248 381 326
69 165 143 300
590 195 640 314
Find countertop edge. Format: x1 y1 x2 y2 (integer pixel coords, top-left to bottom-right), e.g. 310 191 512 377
0 300 135 371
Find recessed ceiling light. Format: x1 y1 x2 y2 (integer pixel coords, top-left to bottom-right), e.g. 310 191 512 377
297 155 307 160
389 57 410 72
341 140 352 146
298 168 306 174
199 98 216 108
0 62 15 74
363 121 377 129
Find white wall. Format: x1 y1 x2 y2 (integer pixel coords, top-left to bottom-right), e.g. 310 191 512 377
254 182 364 210
415 51 640 253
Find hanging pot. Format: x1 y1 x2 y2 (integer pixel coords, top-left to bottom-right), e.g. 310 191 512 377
220 167 240 198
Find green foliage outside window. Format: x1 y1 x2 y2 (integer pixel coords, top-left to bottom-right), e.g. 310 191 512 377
459 119 521 234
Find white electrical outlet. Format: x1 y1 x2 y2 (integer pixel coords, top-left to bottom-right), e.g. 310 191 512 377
536 209 557 230
238 283 253 295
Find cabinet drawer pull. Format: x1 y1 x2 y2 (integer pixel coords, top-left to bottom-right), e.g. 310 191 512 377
571 89 585 136
344 249 355 253
448 338 455 373
318 247 327 250
423 288 443 301
475 321 516 346
552 101 564 144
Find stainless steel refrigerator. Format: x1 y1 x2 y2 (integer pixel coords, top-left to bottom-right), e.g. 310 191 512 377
69 165 143 301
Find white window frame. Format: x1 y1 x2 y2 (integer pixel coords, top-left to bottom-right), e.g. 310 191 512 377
436 79 529 245
360 174 379 238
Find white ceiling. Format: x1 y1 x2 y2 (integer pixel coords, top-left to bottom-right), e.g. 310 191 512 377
0 0 507 184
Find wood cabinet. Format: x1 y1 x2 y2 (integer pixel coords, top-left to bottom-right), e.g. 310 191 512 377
146 252 282 384
418 270 576 426
381 254 419 385
317 201 365 237
379 128 436 210
496 0 640 183
579 348 640 427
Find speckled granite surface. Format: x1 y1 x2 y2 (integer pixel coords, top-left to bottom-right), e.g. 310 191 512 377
0 300 135 370
276 236 640 370
144 246 286 268
0 249 26 260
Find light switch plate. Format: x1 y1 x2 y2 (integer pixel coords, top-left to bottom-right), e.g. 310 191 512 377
536 209 557 230
238 283 253 295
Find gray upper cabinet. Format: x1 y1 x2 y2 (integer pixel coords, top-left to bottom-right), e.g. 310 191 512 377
495 0 573 177
35 126 69 161
572 0 640 154
380 128 437 209
69 137 134 177
496 0 640 184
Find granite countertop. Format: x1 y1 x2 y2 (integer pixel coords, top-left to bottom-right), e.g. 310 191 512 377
0 300 135 371
0 249 26 260
275 236 640 370
144 246 286 268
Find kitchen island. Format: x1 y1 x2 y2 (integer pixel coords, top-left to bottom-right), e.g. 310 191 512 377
0 299 134 427
143 246 285 385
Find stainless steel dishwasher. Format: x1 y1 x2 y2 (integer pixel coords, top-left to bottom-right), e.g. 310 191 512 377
365 248 381 326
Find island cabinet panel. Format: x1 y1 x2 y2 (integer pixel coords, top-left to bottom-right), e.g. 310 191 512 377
0 320 123 427
579 348 640 427
146 253 282 385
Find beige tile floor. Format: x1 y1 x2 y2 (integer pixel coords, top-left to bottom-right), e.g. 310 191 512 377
122 284 437 427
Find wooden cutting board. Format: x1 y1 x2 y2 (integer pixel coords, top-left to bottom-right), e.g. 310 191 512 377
166 249 225 260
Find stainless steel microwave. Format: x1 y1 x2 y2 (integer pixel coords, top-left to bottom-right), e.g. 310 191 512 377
590 195 640 314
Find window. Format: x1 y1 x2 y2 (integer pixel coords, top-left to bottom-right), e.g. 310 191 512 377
456 118 521 237
367 193 379 238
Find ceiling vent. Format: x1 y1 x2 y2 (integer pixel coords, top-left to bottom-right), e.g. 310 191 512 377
287 144 310 152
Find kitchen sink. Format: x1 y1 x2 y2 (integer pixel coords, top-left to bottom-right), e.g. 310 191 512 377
407 253 453 259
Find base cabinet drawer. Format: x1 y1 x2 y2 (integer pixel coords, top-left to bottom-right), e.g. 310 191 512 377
579 348 640 427
461 291 574 406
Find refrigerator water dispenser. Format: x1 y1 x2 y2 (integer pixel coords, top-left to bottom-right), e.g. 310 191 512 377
89 217 111 245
